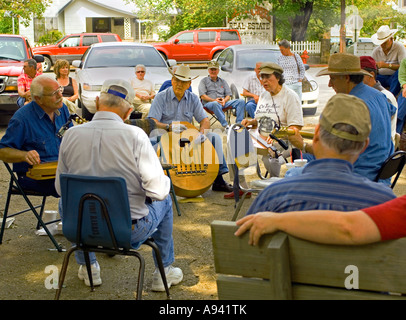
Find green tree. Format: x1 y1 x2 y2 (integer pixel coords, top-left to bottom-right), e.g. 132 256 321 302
130 0 406 41
0 0 51 33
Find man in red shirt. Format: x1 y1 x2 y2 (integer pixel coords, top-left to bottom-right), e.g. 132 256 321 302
235 195 406 245
17 59 40 107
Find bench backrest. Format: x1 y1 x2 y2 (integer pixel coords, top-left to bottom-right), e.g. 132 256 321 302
211 220 406 300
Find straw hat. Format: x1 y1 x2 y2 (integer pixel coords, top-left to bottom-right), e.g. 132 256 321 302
316 53 371 77
371 25 397 45
169 64 198 81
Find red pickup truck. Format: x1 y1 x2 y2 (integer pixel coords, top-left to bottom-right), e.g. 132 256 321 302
0 34 44 125
32 32 121 72
152 28 241 62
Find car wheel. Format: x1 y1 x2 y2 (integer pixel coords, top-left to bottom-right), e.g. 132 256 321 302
213 51 222 60
159 51 167 61
42 56 52 72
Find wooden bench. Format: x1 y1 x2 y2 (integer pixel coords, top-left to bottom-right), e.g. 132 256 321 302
211 220 406 300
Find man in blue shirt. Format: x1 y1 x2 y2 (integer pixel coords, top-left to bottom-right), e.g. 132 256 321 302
148 65 232 192
246 94 396 215
0 75 71 197
295 53 395 183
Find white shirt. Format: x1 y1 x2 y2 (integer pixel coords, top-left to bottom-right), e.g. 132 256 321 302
55 111 170 220
255 85 304 128
131 78 155 104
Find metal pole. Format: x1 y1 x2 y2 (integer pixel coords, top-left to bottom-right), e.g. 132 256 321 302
340 0 346 53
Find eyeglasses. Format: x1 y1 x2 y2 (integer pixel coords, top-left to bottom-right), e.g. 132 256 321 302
136 71 145 73
43 86 64 96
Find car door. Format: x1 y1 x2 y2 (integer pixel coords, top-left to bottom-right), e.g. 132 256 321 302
195 31 216 60
57 35 81 63
80 35 100 56
170 31 197 61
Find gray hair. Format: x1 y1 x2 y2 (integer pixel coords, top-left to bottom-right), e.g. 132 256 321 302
30 74 52 98
278 39 291 48
319 123 367 155
100 85 131 110
135 64 146 72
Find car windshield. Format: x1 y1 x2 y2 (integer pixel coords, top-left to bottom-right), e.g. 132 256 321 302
84 46 167 68
0 37 27 61
236 49 280 71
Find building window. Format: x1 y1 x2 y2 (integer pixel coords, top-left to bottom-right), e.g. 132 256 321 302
92 18 111 33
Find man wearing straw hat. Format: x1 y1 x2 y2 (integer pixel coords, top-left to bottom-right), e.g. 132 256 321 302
371 25 406 96
244 94 395 216
148 64 233 192
289 53 396 184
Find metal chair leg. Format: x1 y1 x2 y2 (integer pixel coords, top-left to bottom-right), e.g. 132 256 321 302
84 251 95 292
144 238 170 299
128 250 146 300
55 246 78 300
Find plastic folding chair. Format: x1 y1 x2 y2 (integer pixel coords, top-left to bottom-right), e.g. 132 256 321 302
227 124 282 221
374 150 406 189
0 162 62 251
54 174 170 300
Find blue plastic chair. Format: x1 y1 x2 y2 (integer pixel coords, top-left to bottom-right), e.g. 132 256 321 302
54 174 170 300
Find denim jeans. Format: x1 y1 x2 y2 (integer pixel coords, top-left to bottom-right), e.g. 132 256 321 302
204 99 246 126
206 131 229 175
245 100 257 119
63 195 175 268
286 82 302 103
377 71 401 97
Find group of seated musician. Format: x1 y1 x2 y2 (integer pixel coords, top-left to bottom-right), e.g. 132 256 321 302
1 54 404 294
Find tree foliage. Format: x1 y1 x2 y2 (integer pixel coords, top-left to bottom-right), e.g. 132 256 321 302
0 0 52 33
131 0 406 41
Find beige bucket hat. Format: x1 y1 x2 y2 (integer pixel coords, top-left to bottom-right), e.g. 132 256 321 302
316 53 372 77
371 25 397 45
169 64 198 81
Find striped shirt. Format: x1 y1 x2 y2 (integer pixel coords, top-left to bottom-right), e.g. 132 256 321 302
246 158 396 215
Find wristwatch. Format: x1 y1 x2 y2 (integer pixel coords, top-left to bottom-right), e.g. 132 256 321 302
389 63 392 69
166 124 170 131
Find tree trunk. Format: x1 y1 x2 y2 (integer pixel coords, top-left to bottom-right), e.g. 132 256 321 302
290 1 314 41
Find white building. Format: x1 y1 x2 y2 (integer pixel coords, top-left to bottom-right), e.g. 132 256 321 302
19 0 145 44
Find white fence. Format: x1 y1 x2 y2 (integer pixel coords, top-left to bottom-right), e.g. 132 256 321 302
271 41 321 54
243 38 321 55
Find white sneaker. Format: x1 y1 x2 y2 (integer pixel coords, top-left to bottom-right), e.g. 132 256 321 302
78 261 102 287
151 265 183 292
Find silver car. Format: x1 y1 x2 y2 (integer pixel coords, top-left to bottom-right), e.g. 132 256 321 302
216 44 319 115
73 42 176 119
